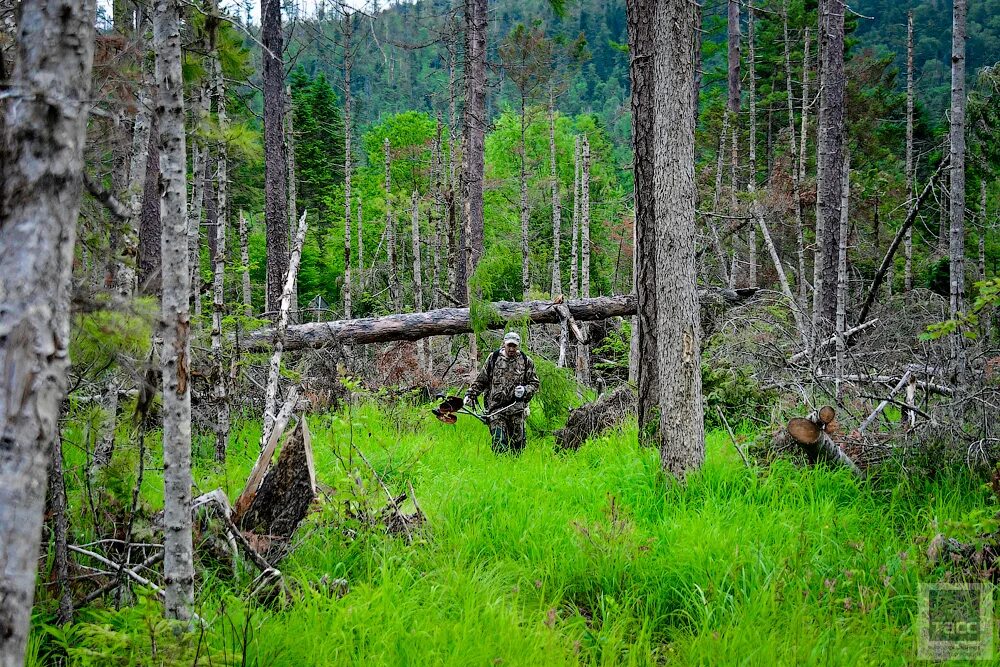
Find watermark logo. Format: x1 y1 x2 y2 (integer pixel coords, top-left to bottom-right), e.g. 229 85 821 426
918 583 994 661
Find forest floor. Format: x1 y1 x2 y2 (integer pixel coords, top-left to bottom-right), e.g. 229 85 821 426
33 399 991 666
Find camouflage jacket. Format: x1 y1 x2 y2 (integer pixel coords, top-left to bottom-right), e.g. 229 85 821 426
468 350 540 413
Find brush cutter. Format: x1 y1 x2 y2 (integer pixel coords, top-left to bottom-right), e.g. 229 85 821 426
432 393 525 425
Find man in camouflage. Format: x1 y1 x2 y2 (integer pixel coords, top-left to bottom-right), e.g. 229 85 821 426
465 332 540 455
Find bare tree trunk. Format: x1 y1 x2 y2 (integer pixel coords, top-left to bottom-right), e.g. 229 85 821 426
138 118 161 295
385 138 401 310
711 117 732 285
153 0 193 622
357 198 364 294
211 42 229 462
262 0 288 314
815 0 847 336
49 437 73 626
627 0 660 443
576 136 592 387
262 212 308 446
463 0 487 282
188 80 208 308
520 99 530 297
950 0 967 385
240 210 252 316
980 180 988 280
432 118 443 307
570 136 580 299
746 0 759 288
411 190 427 370
783 1 806 307
286 87 298 322
342 13 353 319
550 90 562 296
904 11 915 292
727 0 741 287
447 35 461 296
116 46 153 298
652 0 704 477
836 151 850 394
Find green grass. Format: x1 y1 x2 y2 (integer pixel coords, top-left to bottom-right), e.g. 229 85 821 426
35 400 992 666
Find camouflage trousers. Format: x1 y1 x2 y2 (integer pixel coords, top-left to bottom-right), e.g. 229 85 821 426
489 414 526 455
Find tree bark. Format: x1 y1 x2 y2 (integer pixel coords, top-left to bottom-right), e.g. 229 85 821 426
626 0 660 444
286 86 298 322
49 436 73 626
117 53 154 298
576 136 592 387
241 290 754 352
138 116 161 295
343 12 353 319
746 0 758 288
463 0 487 281
815 0 847 336
570 136 580 300
411 190 427 370
262 212 308 447
904 11 915 292
188 80 209 308
154 0 193 622
980 180 987 280
549 91 562 296
240 211 252 316
949 0 967 385
262 0 288 314
653 0 704 477
520 98 530 298
385 138 401 310
835 151 850 393
211 41 229 462
0 0 96 659
783 1 806 308
357 198 364 294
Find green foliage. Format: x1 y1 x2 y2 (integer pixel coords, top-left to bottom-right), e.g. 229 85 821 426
526 354 578 433
42 403 995 665
701 361 776 431
70 299 156 374
291 65 346 231
592 319 631 385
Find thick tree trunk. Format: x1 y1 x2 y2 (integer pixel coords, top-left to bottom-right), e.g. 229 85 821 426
154 0 193 622
949 0 967 385
343 13 353 319
626 0 660 444
0 0 96 659
262 0 288 314
653 0 704 477
240 210 252 316
905 11 915 292
815 0 847 335
577 137 592 387
463 0 487 280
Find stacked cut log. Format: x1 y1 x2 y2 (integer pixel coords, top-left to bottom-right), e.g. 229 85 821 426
778 406 861 475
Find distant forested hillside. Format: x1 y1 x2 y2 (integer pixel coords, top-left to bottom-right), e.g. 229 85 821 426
286 0 1000 158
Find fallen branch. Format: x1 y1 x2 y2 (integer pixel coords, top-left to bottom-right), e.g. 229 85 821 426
787 318 879 365
79 550 164 605
858 371 912 434
820 374 954 397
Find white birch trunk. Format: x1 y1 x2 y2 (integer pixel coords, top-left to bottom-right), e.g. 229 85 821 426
0 0 96 658
261 211 308 447
154 0 193 621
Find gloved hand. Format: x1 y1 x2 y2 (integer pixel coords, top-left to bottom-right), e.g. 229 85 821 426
463 394 474 407
513 385 525 399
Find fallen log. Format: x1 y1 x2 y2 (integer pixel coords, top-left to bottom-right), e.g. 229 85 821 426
239 289 758 352
554 385 637 451
786 318 879 365
818 374 954 397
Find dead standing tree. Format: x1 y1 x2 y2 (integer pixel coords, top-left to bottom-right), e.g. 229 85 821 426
262 0 289 315
0 0 97 659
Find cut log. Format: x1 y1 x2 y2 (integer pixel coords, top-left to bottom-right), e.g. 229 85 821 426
787 417 822 444
239 288 758 352
554 385 637 451
818 405 836 425
236 416 316 554
784 411 861 476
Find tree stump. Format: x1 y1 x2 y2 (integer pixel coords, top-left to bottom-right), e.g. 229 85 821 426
554 385 637 451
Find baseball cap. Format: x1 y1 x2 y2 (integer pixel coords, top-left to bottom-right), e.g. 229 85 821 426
503 331 521 346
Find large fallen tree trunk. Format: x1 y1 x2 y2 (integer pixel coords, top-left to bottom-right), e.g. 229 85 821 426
240 289 757 352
